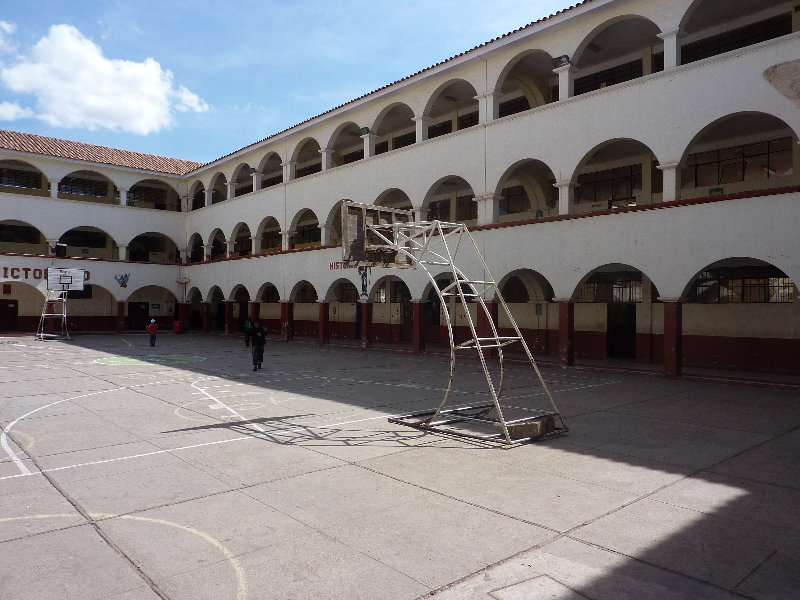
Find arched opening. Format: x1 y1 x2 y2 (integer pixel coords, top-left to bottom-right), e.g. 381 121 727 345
231 223 252 257
232 164 254 197
329 122 365 167
0 159 47 197
257 217 282 254
573 17 663 96
425 80 479 139
290 209 321 249
293 139 322 179
373 103 416 155
209 174 228 204
574 139 661 211
255 282 281 334
497 270 555 355
0 220 46 255
573 264 659 361
425 177 476 222
188 233 204 263
231 284 251 333
127 179 181 211
375 188 413 211
327 279 360 340
290 281 318 338
494 50 556 118
127 285 177 330
208 286 225 330
258 153 283 189
371 276 413 343
496 160 558 220
59 227 118 259
190 183 205 210
58 170 118 205
128 232 179 263
208 230 227 260
682 257 797 371
680 113 797 201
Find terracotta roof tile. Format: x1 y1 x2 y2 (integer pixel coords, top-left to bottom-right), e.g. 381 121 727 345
0 129 204 175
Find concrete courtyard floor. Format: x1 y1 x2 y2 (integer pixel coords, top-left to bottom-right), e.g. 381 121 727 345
0 333 798 600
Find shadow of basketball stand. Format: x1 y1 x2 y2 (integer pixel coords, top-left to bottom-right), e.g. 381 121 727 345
341 200 567 446
35 268 85 341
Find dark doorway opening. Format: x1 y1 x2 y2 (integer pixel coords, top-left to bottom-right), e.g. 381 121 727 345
607 303 636 358
0 299 19 331
128 302 149 330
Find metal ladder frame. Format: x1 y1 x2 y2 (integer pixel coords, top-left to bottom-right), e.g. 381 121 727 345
35 290 71 341
361 217 567 445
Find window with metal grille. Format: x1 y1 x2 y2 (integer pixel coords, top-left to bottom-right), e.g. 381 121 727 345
0 167 42 190
393 131 416 149
295 223 321 245
681 137 793 189
58 176 108 197
576 165 642 207
690 267 794 303
577 272 642 303
262 174 282 188
296 163 321 178
499 96 531 118
341 149 364 164
682 14 791 65
428 120 452 139
457 111 479 130
455 195 477 221
500 185 529 215
574 59 643 96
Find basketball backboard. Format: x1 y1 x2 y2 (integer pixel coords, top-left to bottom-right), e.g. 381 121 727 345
341 200 415 268
47 268 86 292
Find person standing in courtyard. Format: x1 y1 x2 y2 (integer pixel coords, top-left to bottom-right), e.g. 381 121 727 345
250 319 267 371
146 319 158 346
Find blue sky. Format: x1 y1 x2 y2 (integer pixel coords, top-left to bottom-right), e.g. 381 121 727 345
0 1 574 163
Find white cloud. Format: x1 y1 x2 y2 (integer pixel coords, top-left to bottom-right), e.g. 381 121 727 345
0 20 16 54
0 101 33 120
0 24 208 134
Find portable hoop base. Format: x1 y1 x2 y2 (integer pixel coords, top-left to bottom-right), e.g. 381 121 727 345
389 404 568 446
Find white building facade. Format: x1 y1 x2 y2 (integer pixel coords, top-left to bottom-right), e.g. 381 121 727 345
1 0 799 376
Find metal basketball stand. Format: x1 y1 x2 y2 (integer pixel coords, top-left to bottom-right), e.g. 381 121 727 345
341 200 567 446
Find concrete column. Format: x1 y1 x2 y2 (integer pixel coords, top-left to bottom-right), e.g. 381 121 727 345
474 91 498 123
227 181 236 200
204 188 212 207
413 116 431 143
320 225 329 246
119 187 129 206
201 302 211 333
116 301 126 333
49 178 58 198
282 161 296 181
226 240 235 258
554 180 578 215
362 132 378 158
118 245 128 261
251 171 262 191
318 301 330 346
281 302 294 342
412 300 426 354
281 230 295 251
360 301 373 350
179 195 189 212
657 162 681 203
556 299 574 368
474 194 501 225
224 301 234 335
320 147 333 170
661 298 683 378
250 236 261 255
658 28 684 69
249 301 260 324
554 64 576 100
179 248 189 264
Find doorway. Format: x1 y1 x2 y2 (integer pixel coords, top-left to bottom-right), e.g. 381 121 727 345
128 302 149 330
607 303 636 358
0 299 19 331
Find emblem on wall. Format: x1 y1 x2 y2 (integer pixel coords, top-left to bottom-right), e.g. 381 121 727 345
114 273 130 288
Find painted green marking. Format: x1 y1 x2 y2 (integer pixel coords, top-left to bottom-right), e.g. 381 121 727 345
94 355 206 365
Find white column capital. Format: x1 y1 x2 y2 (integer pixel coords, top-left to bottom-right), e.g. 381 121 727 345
656 161 681 171
553 180 578 189
657 27 685 41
